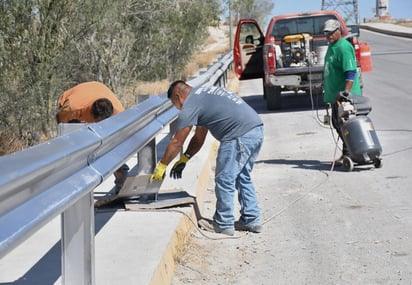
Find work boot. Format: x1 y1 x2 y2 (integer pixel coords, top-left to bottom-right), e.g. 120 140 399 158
198 218 234 236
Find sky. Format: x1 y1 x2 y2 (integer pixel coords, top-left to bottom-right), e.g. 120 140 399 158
271 0 412 21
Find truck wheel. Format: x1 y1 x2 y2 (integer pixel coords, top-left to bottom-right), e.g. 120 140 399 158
263 81 267 100
266 86 282 110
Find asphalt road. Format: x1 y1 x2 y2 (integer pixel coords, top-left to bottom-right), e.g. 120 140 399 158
172 29 412 284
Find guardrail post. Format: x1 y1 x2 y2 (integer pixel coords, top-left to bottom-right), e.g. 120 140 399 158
137 139 157 175
61 192 95 285
136 95 157 175
58 123 95 285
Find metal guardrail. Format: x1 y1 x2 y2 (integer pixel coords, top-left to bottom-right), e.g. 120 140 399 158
0 51 233 284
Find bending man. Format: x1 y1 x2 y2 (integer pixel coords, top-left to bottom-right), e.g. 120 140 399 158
151 81 264 236
56 81 129 193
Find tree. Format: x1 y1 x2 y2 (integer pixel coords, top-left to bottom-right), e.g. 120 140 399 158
0 0 220 149
226 0 274 27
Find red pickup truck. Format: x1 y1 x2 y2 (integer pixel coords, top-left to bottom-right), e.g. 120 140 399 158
234 10 371 110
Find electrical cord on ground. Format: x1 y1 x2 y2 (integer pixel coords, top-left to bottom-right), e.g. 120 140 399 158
156 208 247 240
261 166 331 226
259 127 341 226
375 129 412 133
96 141 339 240
96 140 340 241
259 114 341 225
96 203 246 240
374 129 412 158
382 146 412 157
95 121 412 241
191 112 412 237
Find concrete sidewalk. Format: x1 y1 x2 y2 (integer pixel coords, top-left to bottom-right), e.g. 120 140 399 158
0 131 218 285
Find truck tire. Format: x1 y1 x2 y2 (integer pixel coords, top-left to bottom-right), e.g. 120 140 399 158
265 85 282 110
262 81 267 100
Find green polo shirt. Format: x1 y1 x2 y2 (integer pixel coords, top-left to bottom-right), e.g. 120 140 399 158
323 38 362 103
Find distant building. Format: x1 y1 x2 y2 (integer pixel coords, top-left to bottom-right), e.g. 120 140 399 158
376 0 391 20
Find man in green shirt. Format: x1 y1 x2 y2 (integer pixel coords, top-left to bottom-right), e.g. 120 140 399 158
323 19 361 165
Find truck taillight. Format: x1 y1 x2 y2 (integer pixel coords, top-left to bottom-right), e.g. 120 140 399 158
265 36 276 74
267 45 276 74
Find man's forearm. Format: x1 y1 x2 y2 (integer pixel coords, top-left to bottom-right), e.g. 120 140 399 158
185 138 203 157
160 126 192 165
160 138 183 165
344 80 353 92
184 127 207 157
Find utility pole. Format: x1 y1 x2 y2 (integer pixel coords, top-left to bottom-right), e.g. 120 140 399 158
322 0 360 25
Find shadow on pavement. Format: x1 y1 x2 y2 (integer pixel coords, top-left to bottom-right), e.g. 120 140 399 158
256 158 332 171
256 158 375 172
0 210 117 285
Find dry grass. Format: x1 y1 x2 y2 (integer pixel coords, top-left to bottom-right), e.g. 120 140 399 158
122 79 171 107
122 27 230 108
395 20 412 28
1 26 232 154
204 36 218 46
183 46 229 78
127 79 170 96
0 129 24 155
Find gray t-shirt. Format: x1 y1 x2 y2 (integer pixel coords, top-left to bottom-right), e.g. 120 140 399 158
174 86 262 141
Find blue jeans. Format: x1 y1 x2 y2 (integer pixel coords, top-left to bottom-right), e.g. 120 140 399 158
213 125 263 230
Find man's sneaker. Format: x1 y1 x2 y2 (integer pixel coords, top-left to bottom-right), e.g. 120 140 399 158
234 221 263 233
198 218 234 236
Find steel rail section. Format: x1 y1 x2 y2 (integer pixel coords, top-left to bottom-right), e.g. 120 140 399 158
0 51 232 284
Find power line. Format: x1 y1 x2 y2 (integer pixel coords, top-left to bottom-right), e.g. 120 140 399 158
321 0 360 25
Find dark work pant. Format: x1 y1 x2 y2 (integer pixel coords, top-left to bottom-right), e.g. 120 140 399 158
331 103 348 155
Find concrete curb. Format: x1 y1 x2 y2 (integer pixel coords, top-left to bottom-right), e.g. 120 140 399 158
360 24 412 39
150 77 240 285
148 136 218 285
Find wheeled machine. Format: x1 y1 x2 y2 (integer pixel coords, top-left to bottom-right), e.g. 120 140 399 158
335 92 383 172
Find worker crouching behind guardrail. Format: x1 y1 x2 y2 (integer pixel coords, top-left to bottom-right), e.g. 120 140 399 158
56 81 129 193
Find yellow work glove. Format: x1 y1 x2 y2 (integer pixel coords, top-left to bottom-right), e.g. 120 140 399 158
170 154 190 179
151 162 167 181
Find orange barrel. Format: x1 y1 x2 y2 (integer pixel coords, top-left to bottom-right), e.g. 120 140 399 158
360 42 372 72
